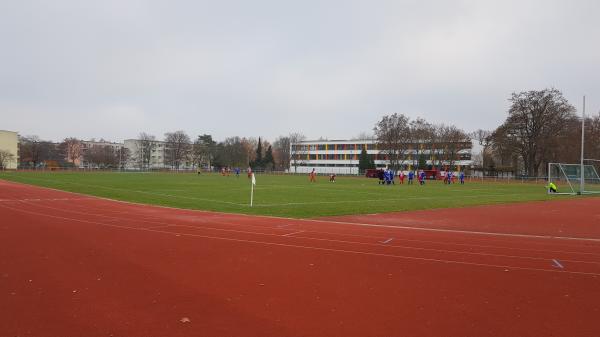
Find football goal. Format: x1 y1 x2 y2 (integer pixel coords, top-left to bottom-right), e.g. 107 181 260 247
547 161 600 195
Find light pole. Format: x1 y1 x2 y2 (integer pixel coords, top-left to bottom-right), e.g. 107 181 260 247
580 96 585 194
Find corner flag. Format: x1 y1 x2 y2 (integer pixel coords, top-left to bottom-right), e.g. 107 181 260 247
250 173 256 207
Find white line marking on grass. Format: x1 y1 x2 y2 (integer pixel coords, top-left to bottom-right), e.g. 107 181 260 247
251 193 532 207
552 259 564 269
283 230 305 237
1 203 598 277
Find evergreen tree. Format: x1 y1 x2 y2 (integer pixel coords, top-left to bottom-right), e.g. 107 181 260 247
418 153 427 170
264 145 275 171
254 137 263 168
358 148 373 174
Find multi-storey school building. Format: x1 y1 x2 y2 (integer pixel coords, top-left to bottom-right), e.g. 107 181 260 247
290 139 475 175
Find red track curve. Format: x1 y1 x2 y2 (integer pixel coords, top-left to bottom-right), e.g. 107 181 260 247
1 179 599 337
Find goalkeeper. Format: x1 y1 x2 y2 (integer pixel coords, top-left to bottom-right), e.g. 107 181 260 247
547 182 558 193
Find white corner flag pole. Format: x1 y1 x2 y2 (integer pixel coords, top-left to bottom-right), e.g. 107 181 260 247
580 95 585 194
250 173 256 207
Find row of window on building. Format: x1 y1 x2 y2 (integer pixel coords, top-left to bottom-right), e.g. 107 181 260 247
292 142 472 152
298 153 471 161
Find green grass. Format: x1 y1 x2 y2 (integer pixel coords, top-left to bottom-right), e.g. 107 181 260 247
0 171 570 218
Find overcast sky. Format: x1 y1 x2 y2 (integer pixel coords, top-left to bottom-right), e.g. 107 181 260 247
1 0 598 143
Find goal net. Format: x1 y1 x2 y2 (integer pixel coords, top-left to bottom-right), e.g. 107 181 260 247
548 162 600 195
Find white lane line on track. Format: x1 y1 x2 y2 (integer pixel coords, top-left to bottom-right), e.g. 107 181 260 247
552 259 565 269
0 197 93 202
49 200 600 257
13 200 600 265
146 225 173 230
282 230 305 237
299 218 600 243
380 238 394 244
2 202 600 277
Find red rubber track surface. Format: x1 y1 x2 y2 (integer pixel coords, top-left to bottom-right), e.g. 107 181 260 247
1 179 599 337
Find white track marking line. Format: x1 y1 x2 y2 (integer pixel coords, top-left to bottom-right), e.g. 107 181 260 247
2 202 600 276
298 218 600 243
282 230 305 237
15 200 600 264
54 200 600 257
380 238 394 244
552 259 565 269
3 203 599 277
146 225 173 230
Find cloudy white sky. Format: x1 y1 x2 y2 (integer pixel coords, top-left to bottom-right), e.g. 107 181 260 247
1 0 599 143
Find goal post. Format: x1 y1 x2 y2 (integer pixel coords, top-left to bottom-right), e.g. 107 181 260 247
583 159 600 194
547 162 600 195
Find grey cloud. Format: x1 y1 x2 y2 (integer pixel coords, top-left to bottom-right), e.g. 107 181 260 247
1 0 598 142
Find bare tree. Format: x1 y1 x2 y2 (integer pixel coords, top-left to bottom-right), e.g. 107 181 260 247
494 89 577 176
84 145 119 168
136 133 157 169
289 132 306 173
373 113 411 169
213 137 250 168
469 129 493 170
440 125 471 170
0 150 15 169
489 123 520 169
192 134 217 170
273 136 291 171
164 131 191 169
59 137 82 166
116 147 130 169
18 135 55 168
409 118 434 169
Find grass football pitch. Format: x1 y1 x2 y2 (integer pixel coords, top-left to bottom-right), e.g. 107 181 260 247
0 171 566 218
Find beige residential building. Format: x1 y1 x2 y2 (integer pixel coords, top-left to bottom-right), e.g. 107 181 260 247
0 130 19 169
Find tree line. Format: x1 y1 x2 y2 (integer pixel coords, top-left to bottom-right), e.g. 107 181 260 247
131 132 299 171
17 131 303 171
15 88 598 176
370 114 471 172
479 89 599 177
372 88 599 177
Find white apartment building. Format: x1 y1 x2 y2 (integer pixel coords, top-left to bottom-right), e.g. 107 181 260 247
79 140 125 168
0 130 19 169
124 139 166 169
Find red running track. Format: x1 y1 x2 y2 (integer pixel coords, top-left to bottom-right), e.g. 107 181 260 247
1 179 599 337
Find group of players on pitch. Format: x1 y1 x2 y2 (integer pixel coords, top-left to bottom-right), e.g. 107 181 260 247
375 168 465 186
307 167 465 185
